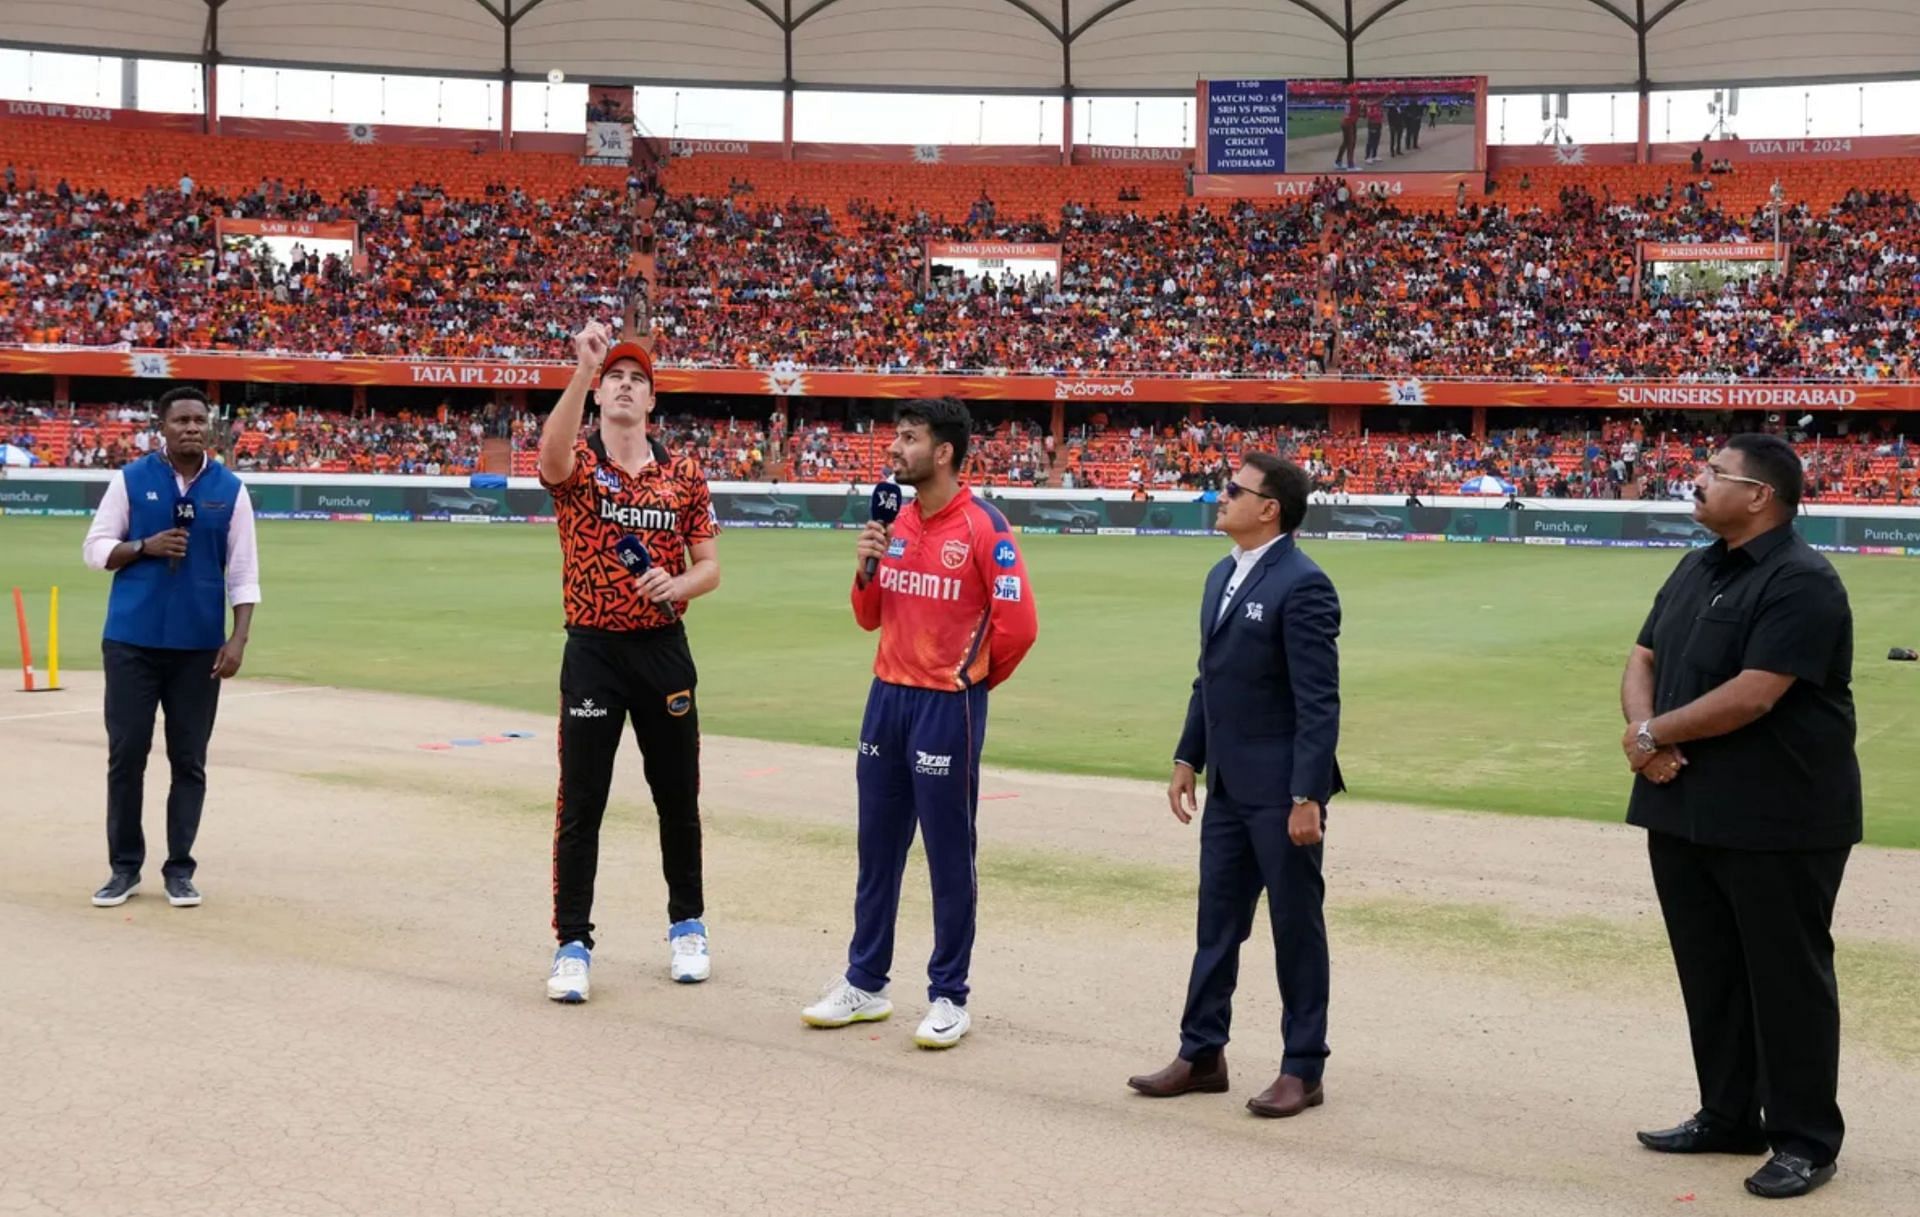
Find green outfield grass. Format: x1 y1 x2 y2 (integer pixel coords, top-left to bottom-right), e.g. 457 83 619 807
6 518 1917 844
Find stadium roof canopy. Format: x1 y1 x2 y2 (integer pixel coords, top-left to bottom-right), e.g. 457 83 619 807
9 0 1920 95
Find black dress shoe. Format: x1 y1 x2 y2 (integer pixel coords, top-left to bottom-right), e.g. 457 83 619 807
91 873 140 908
1636 1117 1770 1155
1745 1153 1835 1199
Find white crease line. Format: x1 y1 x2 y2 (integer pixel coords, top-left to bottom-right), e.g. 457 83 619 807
0 684 331 723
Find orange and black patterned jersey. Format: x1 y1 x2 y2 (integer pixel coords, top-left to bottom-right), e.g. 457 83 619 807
543 434 718 632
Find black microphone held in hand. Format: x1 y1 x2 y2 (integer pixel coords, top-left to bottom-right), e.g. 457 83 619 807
614 534 678 621
863 481 903 581
170 499 196 572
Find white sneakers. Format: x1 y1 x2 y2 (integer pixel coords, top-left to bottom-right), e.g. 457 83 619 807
547 941 591 1003
801 978 894 1027
914 997 971 1049
801 979 970 1049
669 920 711 984
548 923 711 1002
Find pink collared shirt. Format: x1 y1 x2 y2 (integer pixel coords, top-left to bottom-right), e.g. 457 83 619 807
82 450 262 607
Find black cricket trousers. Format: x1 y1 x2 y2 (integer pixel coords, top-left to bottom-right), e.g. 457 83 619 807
551 624 703 949
103 639 222 880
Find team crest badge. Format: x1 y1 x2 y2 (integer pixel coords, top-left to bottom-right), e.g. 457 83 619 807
666 690 693 717
941 539 968 570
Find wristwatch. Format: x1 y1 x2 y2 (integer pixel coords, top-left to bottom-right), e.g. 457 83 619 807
1634 720 1659 754
1291 795 1314 806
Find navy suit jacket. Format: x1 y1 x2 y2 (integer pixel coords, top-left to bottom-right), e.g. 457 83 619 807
1174 533 1345 806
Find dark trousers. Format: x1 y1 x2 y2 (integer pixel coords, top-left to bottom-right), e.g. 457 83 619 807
1364 122 1382 160
552 625 703 949
847 679 989 1005
103 639 222 879
1180 788 1331 1082
1648 831 1850 1164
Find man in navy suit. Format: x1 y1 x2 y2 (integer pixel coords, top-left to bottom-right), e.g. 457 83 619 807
1128 452 1344 1118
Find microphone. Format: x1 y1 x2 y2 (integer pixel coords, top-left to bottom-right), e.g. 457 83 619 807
170 499 196 573
863 481 903 581
613 534 678 621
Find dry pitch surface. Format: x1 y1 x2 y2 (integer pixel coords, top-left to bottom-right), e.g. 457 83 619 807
4 674 1918 1217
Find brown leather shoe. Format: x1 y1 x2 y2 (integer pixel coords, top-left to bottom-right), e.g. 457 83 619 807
1246 1073 1324 1118
1127 1053 1229 1097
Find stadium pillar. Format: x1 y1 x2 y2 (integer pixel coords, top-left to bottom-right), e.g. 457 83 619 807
1471 406 1487 439
202 62 218 135
1061 94 1073 165
1050 401 1066 449
501 78 513 152
203 382 220 406
782 90 794 160
53 376 71 407
1636 90 1651 163
352 386 367 413
120 59 138 110
1329 405 1361 436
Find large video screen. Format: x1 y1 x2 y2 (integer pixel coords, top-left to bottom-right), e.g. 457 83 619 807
1201 76 1484 175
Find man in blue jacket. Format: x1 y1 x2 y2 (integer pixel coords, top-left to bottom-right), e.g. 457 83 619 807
82 387 260 909
1129 452 1344 1118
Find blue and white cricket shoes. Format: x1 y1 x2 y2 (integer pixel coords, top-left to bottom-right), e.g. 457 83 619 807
547 941 591 1003
669 919 711 983
914 997 971 1049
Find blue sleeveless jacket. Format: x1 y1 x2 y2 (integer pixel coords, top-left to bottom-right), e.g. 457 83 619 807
103 453 242 651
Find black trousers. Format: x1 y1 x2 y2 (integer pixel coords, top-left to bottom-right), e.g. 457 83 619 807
1648 831 1851 1164
552 625 703 949
103 640 222 879
1179 789 1331 1082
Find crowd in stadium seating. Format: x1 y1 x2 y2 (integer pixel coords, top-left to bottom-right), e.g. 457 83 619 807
9 142 1916 381
1 399 485 474
1332 183 1920 381
224 406 484 474
1 172 637 359
649 193 1328 374
15 399 1909 504
1061 412 1919 502
6 129 1920 504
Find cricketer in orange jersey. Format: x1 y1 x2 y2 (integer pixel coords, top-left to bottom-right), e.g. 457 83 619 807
536 320 720 1002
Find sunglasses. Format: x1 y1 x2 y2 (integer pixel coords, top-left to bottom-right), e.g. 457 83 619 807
1224 482 1275 501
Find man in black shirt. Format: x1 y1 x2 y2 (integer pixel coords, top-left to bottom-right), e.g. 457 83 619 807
1619 434 1860 1200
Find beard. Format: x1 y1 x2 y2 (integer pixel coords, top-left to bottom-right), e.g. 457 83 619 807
895 455 934 486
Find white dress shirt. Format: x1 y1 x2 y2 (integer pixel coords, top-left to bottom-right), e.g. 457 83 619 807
82 450 262 608
1216 534 1282 623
